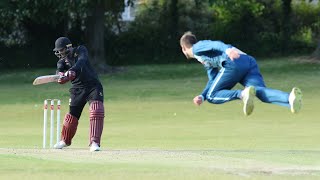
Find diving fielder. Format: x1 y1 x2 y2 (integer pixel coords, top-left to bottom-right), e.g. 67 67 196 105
180 31 302 115
52 37 104 152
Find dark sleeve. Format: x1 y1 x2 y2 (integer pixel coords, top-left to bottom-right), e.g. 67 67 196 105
70 46 88 73
56 60 66 74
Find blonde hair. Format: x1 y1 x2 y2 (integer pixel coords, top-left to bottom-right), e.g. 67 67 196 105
180 31 197 48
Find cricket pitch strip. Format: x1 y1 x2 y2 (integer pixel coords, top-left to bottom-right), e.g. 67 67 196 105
1 148 320 177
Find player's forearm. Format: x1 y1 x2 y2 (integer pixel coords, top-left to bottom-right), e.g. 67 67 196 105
70 55 86 73
200 68 218 100
209 41 231 52
193 40 231 56
201 80 214 101
206 41 246 58
70 46 89 73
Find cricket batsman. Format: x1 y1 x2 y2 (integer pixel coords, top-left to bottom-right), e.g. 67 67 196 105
52 37 104 152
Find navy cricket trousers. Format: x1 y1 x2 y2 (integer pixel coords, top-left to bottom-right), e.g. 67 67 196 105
206 55 290 107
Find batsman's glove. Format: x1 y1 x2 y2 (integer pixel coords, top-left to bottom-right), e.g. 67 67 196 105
65 70 76 81
57 72 69 84
57 70 76 84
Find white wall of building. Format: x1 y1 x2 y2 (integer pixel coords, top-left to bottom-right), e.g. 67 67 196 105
121 0 136 21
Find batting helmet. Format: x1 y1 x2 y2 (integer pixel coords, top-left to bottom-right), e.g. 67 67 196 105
53 37 73 59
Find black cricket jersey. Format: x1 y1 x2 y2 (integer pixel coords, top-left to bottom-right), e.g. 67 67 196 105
56 45 101 88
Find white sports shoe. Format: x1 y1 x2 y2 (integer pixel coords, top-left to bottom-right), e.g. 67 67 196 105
53 140 68 149
90 141 101 152
241 86 256 116
289 87 302 113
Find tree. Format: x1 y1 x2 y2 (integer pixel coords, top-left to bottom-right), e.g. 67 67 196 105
293 0 320 60
85 0 135 72
86 0 109 72
0 0 134 72
311 41 320 60
162 0 179 52
310 1 320 60
280 0 293 53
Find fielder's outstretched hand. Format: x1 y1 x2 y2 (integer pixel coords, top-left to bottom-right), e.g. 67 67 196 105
193 95 203 106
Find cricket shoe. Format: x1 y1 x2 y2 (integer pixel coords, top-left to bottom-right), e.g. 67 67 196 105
289 87 302 114
241 86 256 116
53 141 68 149
90 141 101 152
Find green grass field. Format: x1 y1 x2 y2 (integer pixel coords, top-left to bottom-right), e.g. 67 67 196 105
0 57 320 179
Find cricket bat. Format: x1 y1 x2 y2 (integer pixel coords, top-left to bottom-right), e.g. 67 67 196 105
33 75 61 85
